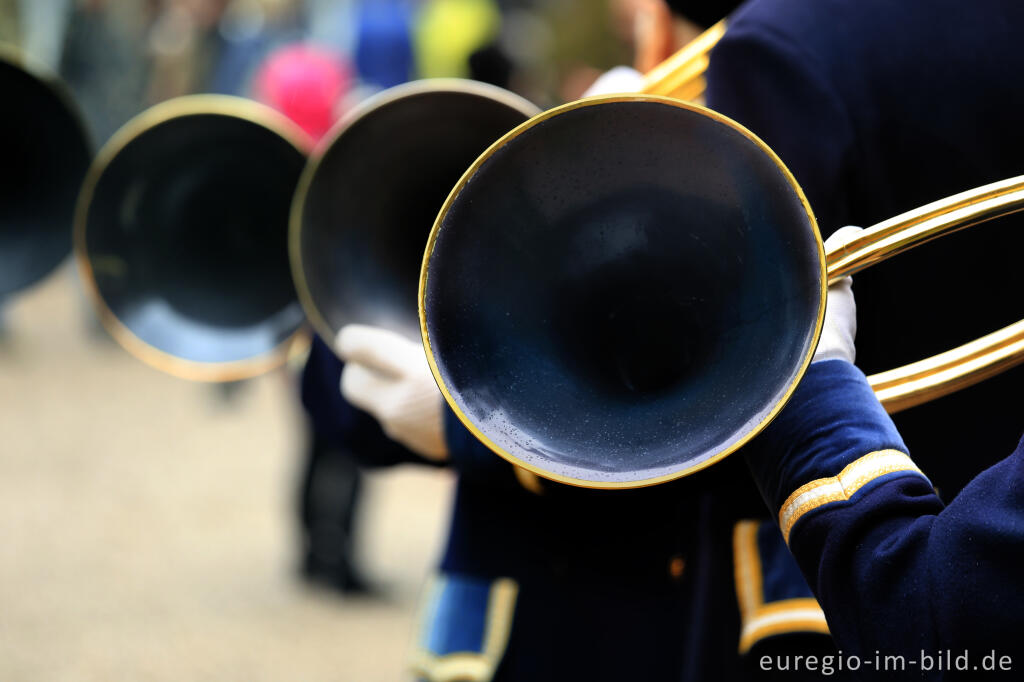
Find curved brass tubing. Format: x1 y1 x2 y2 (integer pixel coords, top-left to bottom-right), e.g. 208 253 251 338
870 319 1024 415
643 25 1024 416
640 19 727 101
823 176 1024 412
826 176 1024 282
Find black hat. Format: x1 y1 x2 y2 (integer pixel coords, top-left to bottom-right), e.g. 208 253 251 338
664 0 744 26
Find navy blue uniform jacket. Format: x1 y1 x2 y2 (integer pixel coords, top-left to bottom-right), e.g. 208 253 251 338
705 1 1024 671
301 0 1024 678
705 0 1024 498
303 336 836 681
745 359 1024 676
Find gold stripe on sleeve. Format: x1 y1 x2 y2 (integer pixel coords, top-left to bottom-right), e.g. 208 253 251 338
779 450 924 543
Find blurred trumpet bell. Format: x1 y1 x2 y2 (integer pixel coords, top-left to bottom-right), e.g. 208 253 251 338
76 96 311 380
421 96 824 488
292 80 539 343
0 49 91 299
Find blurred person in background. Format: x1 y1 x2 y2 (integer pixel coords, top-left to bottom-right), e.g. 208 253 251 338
0 1 17 44
305 0 358 55
414 0 499 79
286 0 434 596
288 0 524 600
414 0 513 89
353 0 414 90
251 42 373 593
614 0 731 72
208 0 308 96
252 43 351 139
145 0 231 101
60 1 155 146
17 0 73 71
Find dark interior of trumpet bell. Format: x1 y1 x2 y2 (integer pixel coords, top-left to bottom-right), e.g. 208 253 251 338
550 188 730 397
82 112 306 365
0 60 91 297
297 86 536 342
424 100 823 484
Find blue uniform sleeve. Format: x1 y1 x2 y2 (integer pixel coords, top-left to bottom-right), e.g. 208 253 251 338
744 359 1024 657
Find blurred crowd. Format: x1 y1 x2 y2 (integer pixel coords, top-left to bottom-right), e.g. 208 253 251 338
0 0 680 606
0 0 651 148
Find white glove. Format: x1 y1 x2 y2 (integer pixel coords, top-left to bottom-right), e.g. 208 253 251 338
336 325 449 462
812 225 863 364
584 66 644 96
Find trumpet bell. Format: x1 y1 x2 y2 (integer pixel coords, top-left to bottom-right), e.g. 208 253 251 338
421 96 824 488
76 96 310 380
292 80 540 343
0 51 91 298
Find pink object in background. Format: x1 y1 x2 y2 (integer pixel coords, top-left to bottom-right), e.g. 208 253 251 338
253 45 352 142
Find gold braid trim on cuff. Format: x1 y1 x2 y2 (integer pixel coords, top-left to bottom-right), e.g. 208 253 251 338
778 450 924 543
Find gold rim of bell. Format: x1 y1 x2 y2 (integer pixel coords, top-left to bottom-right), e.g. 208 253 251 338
418 94 826 490
74 94 313 382
288 78 542 351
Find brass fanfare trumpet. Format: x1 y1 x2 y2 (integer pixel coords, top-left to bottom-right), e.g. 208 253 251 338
419 95 1024 489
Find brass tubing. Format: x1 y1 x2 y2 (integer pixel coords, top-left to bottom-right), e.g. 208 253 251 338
870 320 1024 414
826 176 1024 283
823 175 1024 412
640 19 726 100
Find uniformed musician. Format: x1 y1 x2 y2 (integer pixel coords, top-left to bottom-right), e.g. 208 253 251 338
694 0 1024 669
702 0 1024 503
308 3 843 678
745 239 1024 670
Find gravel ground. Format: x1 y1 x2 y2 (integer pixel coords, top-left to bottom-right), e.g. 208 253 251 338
0 266 455 681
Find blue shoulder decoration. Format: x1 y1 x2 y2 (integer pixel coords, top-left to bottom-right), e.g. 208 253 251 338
411 572 519 682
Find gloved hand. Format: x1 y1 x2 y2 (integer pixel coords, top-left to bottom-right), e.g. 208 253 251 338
812 225 863 364
584 66 644 96
336 324 449 462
